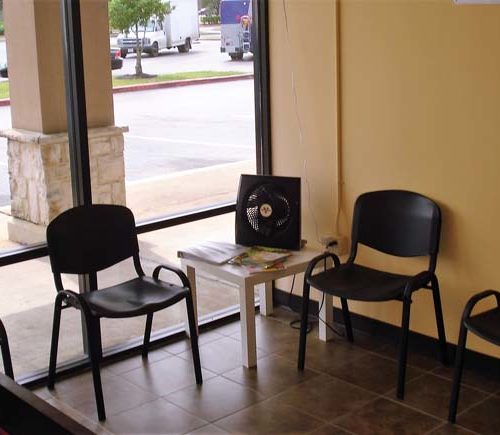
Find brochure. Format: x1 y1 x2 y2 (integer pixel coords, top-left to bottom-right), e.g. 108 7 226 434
177 241 248 265
229 246 292 273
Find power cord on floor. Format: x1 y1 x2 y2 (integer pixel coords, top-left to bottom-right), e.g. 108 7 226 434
284 258 345 337
281 274 314 333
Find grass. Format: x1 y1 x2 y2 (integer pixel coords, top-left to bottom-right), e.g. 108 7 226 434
112 70 246 87
0 71 247 100
0 82 9 100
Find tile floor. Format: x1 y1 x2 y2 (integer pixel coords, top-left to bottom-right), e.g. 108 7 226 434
33 307 500 434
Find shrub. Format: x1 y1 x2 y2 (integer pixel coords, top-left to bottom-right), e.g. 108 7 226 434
201 15 220 25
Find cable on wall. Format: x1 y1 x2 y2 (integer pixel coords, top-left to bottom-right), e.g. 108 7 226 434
281 0 321 246
281 0 345 336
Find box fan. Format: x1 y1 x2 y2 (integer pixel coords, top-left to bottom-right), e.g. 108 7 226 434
235 174 301 250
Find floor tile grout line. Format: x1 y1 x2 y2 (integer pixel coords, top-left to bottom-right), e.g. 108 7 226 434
428 366 498 395
160 375 270 424
329 394 382 428
103 394 159 420
455 389 498 418
208 396 328 433
424 421 481 435
379 394 446 425
36 308 499 434
327 422 359 435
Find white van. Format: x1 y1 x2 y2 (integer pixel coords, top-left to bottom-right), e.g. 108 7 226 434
117 0 199 57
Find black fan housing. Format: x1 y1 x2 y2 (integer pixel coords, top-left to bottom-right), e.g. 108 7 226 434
236 174 301 250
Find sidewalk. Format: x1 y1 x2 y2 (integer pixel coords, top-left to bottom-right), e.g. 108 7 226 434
0 159 256 377
0 159 254 249
199 24 221 41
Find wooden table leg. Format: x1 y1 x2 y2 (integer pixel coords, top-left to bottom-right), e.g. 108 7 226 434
257 281 273 316
184 265 198 337
239 281 257 367
319 293 334 341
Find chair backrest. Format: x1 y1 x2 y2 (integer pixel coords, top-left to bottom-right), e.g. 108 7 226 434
46 204 140 276
350 190 441 262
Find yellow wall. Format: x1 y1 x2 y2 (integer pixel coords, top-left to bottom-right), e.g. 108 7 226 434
270 0 500 358
269 0 339 246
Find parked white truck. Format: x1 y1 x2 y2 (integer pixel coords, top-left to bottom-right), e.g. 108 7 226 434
117 0 199 58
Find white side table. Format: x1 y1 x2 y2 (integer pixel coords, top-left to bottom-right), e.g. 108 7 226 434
180 248 323 368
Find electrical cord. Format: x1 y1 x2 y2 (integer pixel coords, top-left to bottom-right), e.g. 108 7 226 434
281 0 322 246
285 257 344 337
281 274 314 333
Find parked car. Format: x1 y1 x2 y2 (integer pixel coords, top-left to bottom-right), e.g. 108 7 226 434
110 48 123 70
0 49 123 78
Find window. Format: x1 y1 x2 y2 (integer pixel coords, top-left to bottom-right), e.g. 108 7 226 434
0 0 269 382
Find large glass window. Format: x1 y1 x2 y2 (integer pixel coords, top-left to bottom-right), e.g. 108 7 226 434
0 0 268 381
110 0 257 223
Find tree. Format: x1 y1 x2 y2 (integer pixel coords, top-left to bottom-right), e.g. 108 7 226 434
201 0 220 16
109 0 174 77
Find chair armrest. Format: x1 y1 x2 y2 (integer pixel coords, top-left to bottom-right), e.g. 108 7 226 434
153 264 190 289
57 289 86 311
462 289 500 321
403 271 432 300
304 252 340 280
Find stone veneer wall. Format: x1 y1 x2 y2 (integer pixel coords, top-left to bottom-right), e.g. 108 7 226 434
1 126 128 226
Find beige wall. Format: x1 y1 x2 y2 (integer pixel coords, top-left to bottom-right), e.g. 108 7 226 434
270 0 500 358
269 0 339 246
4 0 114 133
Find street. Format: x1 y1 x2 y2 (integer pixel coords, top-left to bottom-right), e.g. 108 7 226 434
0 37 253 81
112 39 254 76
115 79 255 182
0 36 256 205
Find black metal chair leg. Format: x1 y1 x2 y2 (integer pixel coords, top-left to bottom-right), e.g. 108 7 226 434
48 293 65 389
298 283 311 370
0 319 13 379
448 323 468 423
340 298 354 342
142 313 154 358
397 298 412 400
185 292 202 385
86 317 106 421
431 276 448 365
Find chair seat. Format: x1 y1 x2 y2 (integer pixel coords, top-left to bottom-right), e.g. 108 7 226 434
465 307 500 346
84 277 188 318
307 263 412 301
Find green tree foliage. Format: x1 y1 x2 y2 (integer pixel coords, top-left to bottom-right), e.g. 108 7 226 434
201 0 220 16
109 0 174 76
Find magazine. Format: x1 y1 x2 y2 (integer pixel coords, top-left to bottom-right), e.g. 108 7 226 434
229 246 292 273
177 241 248 265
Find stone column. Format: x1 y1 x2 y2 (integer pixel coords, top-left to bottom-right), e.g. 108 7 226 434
1 0 126 244
1 127 127 243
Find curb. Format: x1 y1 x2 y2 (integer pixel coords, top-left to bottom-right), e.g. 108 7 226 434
0 73 254 107
112 73 253 93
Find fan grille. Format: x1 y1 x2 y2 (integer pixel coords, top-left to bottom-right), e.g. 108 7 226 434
246 184 291 236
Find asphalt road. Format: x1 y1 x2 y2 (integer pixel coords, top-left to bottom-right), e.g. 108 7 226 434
113 39 254 76
0 37 253 80
0 78 255 206
0 36 256 206
115 79 255 182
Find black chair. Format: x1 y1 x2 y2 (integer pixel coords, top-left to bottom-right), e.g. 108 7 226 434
298 190 447 399
0 318 13 379
46 204 202 421
448 290 500 423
